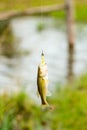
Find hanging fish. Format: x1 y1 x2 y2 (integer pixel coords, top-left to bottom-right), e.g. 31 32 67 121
37 51 51 107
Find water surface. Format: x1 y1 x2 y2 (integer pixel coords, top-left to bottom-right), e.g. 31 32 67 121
0 17 87 102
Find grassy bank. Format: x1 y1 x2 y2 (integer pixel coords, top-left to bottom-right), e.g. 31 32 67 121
0 0 87 22
0 0 63 12
0 74 87 130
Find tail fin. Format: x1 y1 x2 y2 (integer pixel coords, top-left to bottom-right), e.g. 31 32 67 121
42 103 49 109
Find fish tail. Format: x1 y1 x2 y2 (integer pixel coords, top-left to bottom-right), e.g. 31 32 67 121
42 104 55 111
42 102 48 105
41 96 48 106
42 101 48 106
42 102 50 110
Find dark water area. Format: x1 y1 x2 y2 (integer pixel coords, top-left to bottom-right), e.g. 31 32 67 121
0 17 87 102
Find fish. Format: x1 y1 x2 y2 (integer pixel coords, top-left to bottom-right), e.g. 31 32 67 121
37 51 51 106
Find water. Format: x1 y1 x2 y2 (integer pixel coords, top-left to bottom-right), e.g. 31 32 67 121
0 17 87 102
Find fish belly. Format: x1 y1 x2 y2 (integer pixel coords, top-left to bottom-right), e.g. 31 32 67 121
37 77 47 105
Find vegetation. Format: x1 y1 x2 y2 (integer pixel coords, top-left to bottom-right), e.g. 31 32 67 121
0 74 87 130
0 0 87 130
36 22 46 32
0 0 63 12
0 0 87 22
0 20 17 57
0 1 87 57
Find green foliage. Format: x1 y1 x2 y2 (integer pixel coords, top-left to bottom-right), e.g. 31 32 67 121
0 91 40 130
0 0 63 12
36 22 45 32
0 20 9 35
0 74 87 130
0 111 14 130
76 4 87 22
0 20 16 57
51 10 65 20
0 0 87 22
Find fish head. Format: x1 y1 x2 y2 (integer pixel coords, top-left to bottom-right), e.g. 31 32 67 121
39 64 48 77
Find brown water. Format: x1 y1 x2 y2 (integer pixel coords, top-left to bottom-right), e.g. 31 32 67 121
0 17 87 102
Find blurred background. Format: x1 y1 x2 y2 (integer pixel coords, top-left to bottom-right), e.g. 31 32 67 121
0 0 87 130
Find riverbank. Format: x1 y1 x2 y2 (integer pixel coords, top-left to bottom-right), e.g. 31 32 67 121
0 0 87 22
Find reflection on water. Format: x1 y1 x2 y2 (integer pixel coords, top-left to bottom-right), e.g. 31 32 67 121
0 17 87 101
0 19 17 57
67 44 74 82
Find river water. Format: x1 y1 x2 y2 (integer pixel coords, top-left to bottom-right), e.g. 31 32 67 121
0 17 87 101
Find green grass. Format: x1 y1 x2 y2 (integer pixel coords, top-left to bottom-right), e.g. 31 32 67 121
0 0 63 12
0 0 87 22
0 74 87 130
76 4 87 22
